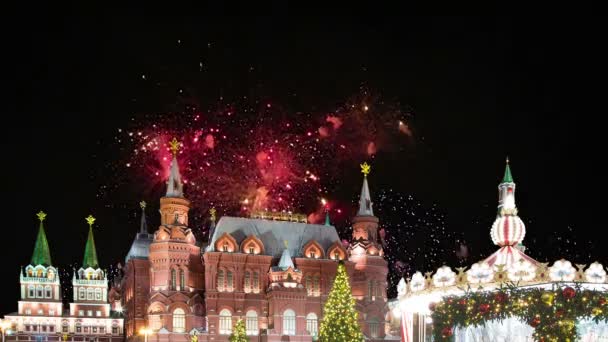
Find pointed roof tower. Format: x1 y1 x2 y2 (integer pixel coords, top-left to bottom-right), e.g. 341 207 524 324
166 137 184 198
139 201 148 233
502 157 514 184
357 162 374 216
31 211 52 266
82 215 99 269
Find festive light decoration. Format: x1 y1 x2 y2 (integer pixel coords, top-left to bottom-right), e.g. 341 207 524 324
318 262 364 342
430 284 608 342
549 259 577 282
585 262 607 283
409 272 426 292
467 262 494 284
228 319 247 342
432 266 456 287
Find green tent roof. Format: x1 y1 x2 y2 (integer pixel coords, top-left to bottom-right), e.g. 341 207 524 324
31 220 52 266
502 160 514 183
82 225 99 269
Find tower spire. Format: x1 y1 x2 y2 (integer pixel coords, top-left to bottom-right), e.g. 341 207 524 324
166 137 184 198
502 156 514 184
139 200 148 233
31 211 52 266
83 215 99 269
357 162 374 216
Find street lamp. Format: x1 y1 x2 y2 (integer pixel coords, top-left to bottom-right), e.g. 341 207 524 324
1 320 12 342
139 327 152 342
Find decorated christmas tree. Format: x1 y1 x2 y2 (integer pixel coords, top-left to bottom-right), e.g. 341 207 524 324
319 261 364 342
229 319 247 342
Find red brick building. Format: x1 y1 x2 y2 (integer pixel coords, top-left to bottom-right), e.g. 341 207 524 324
117 152 388 341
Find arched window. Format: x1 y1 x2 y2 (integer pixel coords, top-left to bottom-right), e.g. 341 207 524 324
172 308 185 333
37 269 43 277
171 269 176 290
219 309 232 335
253 272 259 293
217 269 224 291
36 285 43 298
244 271 251 293
27 268 33 277
306 313 318 337
47 269 55 280
45 286 52 298
79 288 85 300
180 270 185 290
95 288 102 300
283 309 296 335
28 285 35 298
87 288 94 300
226 271 233 292
245 310 258 335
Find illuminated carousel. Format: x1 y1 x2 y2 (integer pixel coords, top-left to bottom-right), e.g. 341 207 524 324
396 160 608 342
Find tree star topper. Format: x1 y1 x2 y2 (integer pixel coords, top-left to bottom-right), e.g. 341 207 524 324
37 211 47 222
85 215 96 227
169 137 181 156
360 162 371 176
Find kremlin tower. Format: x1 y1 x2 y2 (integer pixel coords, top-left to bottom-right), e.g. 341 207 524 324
147 138 205 334
348 163 388 339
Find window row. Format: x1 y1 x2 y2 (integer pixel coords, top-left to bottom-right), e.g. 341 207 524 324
170 269 186 290
217 270 260 292
27 285 52 299
26 268 55 279
24 309 56 316
77 310 103 317
218 309 318 337
305 275 321 296
78 287 103 300
24 325 55 333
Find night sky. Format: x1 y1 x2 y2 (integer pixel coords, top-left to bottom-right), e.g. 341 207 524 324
1 14 602 312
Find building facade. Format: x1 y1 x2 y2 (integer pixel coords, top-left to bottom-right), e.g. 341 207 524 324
117 150 389 341
3 213 123 342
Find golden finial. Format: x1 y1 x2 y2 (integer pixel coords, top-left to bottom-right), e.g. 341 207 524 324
209 207 216 221
37 211 47 222
284 240 289 248
140 200 147 209
360 162 371 176
169 137 180 156
85 215 96 227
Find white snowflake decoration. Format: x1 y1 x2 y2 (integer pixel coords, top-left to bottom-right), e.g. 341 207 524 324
585 262 607 283
409 272 425 292
433 266 456 287
508 259 537 282
467 262 494 284
549 259 576 282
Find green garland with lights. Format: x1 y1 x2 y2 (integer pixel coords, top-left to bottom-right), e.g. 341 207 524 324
430 284 608 342
318 261 364 342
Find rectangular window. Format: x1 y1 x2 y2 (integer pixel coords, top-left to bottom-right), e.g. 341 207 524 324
368 281 374 300
32 325 38 331
313 276 320 296
217 270 224 291
180 270 185 290
246 316 258 335
25 309 31 315
29 288 35 298
49 310 55 316
227 271 233 292
87 310 93 317
78 310 84 316
219 316 232 335
244 272 250 293
307 318 318 337
62 326 68 333
100 327 105 334
76 326 82 333
42 326 46 332
171 269 176 290
369 322 379 338
93 327 97 333
96 310 101 317
95 292 102 300
84 327 89 333
112 327 118 335
253 272 259 293
38 309 44 315
26 325 31 332
46 289 52 298
37 289 43 297
306 276 312 296
49 326 54 332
